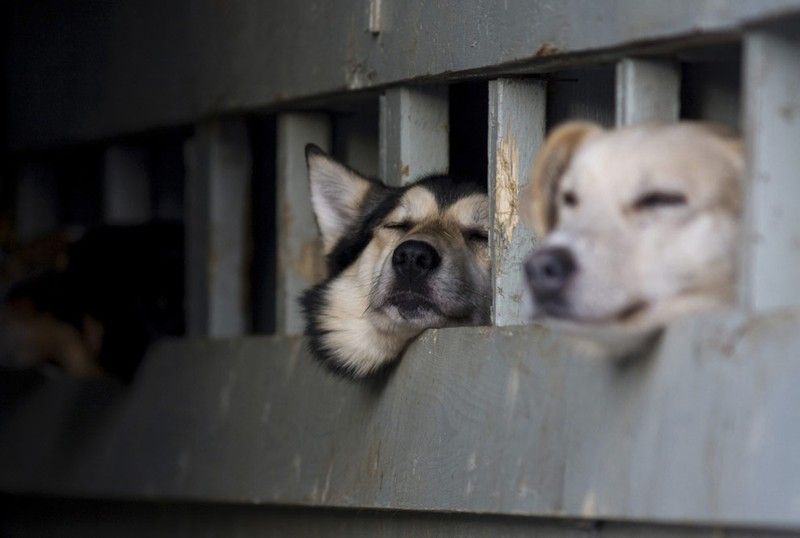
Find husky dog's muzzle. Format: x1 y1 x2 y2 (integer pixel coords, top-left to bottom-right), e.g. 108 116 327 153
387 239 443 320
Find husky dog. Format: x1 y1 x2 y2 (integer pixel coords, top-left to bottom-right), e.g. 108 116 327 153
301 145 491 377
522 121 743 354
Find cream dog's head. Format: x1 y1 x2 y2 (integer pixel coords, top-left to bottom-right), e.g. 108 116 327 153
522 121 744 350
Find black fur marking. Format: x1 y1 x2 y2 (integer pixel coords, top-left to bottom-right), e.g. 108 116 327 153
415 175 486 208
299 281 351 377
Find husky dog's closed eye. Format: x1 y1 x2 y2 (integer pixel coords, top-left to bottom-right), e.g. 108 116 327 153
301 146 491 377
522 121 744 355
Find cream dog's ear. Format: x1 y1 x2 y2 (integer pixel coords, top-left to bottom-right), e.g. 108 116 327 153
522 121 603 236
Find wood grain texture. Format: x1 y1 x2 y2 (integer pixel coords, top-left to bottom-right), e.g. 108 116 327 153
488 79 545 326
2 309 800 528
615 58 681 126
379 87 449 187
275 113 331 335
743 23 800 311
9 1 800 149
184 119 250 337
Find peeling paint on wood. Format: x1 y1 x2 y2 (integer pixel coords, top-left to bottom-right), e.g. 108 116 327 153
488 79 545 326
494 135 520 245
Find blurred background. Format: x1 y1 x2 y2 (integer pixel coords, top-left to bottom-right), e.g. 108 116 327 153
1 2 799 537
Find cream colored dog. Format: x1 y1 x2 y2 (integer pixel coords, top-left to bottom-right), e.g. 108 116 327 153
522 121 744 353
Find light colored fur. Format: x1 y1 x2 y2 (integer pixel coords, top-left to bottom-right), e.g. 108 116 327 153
307 152 372 253
523 121 744 352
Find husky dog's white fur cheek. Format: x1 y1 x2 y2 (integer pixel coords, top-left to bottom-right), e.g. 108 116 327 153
317 263 418 376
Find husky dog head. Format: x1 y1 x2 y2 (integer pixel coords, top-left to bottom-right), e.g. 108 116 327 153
522 122 743 353
301 146 490 377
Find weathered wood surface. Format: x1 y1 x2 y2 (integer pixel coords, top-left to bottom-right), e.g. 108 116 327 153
184 119 250 337
488 79 545 326
743 23 800 311
379 86 449 187
10 1 800 148
2 309 800 528
615 58 681 126
275 113 331 335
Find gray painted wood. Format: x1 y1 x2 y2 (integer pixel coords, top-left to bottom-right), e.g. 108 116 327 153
9 1 800 149
14 161 59 242
103 145 151 224
276 113 331 335
379 86 449 186
742 23 800 312
184 119 250 337
3 308 800 528
615 58 681 126
488 79 545 326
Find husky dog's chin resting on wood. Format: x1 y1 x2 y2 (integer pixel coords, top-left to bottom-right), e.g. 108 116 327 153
301 146 491 377
522 121 744 356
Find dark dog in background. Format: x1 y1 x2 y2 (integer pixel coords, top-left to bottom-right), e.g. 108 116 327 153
0 222 184 382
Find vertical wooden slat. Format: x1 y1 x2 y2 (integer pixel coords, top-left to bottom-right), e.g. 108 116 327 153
379 86 449 187
184 119 251 337
275 113 331 335
14 161 59 242
488 79 546 326
103 145 151 224
743 24 800 311
615 58 681 126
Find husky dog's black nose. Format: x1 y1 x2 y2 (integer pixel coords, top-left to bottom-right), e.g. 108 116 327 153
525 247 576 301
392 240 441 280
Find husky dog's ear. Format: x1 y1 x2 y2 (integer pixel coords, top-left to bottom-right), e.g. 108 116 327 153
306 145 372 252
522 121 603 236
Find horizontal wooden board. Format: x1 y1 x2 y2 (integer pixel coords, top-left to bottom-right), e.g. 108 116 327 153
2 308 800 529
6 1 800 148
